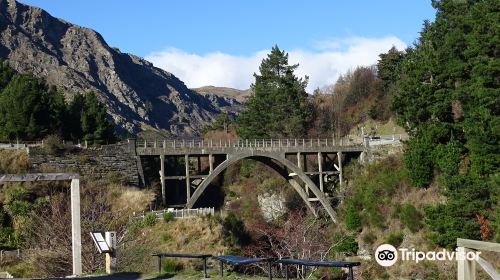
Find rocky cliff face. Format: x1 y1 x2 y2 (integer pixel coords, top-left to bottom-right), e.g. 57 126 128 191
0 0 240 136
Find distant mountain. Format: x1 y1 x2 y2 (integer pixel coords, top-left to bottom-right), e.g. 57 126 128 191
0 0 240 136
192 86 252 103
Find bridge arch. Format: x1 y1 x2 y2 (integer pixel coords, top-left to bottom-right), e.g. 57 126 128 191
186 151 337 223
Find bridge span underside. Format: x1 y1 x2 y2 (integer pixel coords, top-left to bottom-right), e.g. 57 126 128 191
136 139 367 223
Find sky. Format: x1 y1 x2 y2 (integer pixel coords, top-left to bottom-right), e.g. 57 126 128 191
20 1 436 91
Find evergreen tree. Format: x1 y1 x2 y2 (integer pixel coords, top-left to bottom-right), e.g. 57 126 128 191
80 92 116 143
237 45 312 139
392 0 499 247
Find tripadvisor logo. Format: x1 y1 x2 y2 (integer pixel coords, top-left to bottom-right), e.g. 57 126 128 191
374 244 481 267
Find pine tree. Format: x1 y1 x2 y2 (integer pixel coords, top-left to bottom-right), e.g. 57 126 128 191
237 45 312 139
392 0 499 247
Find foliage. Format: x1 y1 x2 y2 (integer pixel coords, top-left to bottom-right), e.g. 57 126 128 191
332 233 358 256
370 47 405 120
161 258 181 273
386 231 404 247
163 211 175 223
0 61 116 142
237 45 312 138
201 112 233 135
143 212 158 227
344 156 407 229
391 0 498 247
344 205 362 232
399 204 422 233
222 212 251 247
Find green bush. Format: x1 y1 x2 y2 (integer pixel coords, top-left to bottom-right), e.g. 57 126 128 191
163 212 175 223
143 212 158 227
386 232 404 247
399 204 422 232
404 137 434 188
333 233 358 256
345 205 362 232
222 213 251 246
161 258 181 273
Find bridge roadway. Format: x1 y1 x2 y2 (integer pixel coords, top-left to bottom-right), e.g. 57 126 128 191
135 138 368 222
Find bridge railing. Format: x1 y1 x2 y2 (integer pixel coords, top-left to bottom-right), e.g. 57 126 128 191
136 137 365 151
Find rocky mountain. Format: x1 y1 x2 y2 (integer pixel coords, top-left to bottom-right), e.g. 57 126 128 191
0 0 240 136
192 86 252 103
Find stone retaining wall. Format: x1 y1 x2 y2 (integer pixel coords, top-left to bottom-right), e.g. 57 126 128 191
29 141 143 186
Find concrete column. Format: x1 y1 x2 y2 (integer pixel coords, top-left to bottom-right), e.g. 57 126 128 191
160 154 166 205
318 152 324 192
70 179 82 276
297 152 302 169
337 151 343 187
209 154 214 174
185 154 191 203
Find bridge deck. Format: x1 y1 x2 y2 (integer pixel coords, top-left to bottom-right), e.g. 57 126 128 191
136 138 366 155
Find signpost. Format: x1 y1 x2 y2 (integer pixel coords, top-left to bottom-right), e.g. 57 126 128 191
90 231 117 274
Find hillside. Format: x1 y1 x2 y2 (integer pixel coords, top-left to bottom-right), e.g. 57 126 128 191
192 86 252 103
0 0 240 136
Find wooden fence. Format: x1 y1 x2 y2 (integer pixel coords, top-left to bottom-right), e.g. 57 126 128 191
133 207 216 221
457 238 500 280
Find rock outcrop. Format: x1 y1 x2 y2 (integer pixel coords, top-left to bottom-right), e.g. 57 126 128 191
0 0 240 136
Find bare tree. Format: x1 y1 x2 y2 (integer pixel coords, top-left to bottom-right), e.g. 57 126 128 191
242 211 344 279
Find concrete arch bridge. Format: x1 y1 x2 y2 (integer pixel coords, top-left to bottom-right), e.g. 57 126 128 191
136 138 368 222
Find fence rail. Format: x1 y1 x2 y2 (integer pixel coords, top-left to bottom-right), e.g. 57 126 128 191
136 137 366 151
457 238 500 280
133 207 216 220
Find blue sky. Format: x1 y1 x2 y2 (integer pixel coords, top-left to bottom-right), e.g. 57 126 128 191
20 0 436 90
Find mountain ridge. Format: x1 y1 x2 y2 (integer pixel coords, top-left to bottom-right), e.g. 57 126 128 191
0 0 240 136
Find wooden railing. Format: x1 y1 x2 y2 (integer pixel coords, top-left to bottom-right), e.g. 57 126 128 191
457 238 500 280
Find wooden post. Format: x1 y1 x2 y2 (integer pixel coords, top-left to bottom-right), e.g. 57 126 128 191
70 179 82 276
457 247 476 280
105 231 117 274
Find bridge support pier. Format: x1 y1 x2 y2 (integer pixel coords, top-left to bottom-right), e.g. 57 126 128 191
318 152 323 192
209 154 214 174
185 155 191 204
160 154 166 205
337 152 343 187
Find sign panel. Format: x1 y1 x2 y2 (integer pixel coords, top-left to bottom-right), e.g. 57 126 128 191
90 232 112 253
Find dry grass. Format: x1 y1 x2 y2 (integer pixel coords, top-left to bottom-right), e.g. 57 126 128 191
119 216 228 273
108 184 155 216
0 149 29 174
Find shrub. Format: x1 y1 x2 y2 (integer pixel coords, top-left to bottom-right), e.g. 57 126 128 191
386 232 404 247
143 212 157 227
399 204 422 232
42 135 64 155
161 258 181 273
362 231 377 244
404 137 434 188
163 211 175 223
333 233 358 256
345 205 362 232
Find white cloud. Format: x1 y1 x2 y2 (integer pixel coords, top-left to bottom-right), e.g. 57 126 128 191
145 36 406 92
